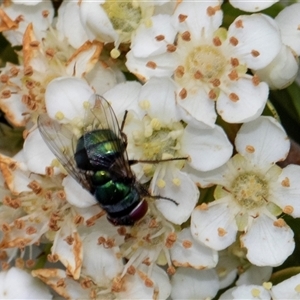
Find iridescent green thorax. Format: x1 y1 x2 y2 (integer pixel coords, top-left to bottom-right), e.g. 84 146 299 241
84 129 121 157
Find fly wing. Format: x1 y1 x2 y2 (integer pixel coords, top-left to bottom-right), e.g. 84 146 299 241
83 95 134 179
38 114 92 190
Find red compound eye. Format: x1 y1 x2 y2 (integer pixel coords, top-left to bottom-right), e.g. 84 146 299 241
129 199 148 223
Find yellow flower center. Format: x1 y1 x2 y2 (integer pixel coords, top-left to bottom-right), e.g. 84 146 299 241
102 0 142 33
143 128 177 160
185 45 227 83
231 173 269 210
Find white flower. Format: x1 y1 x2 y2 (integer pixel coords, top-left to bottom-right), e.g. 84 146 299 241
127 2 281 126
191 116 300 266
0 267 52 299
104 77 232 224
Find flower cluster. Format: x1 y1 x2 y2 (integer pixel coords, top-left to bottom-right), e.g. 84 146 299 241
0 0 300 298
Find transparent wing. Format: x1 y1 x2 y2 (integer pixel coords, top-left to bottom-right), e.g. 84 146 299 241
83 95 134 178
38 114 91 190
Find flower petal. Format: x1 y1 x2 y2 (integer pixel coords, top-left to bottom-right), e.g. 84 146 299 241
56 1 88 48
272 273 300 299
171 228 218 269
275 3 300 55
126 50 177 80
131 14 177 57
23 130 57 175
63 175 98 208
150 165 199 225
81 231 123 286
217 77 268 123
52 220 83 279
228 14 281 69
171 0 223 38
181 123 232 171
171 267 219 300
230 0 279 12
45 77 94 122
235 116 290 166
254 44 299 90
177 88 217 127
103 81 143 119
79 1 117 42
138 77 181 123
270 164 300 218
191 198 238 250
0 267 52 299
241 213 294 266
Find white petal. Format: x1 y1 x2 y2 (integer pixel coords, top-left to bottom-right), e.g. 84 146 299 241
181 123 232 171
191 198 238 250
0 93 26 127
79 1 117 42
270 164 300 218
63 175 98 208
103 81 143 119
81 232 123 286
2 2 54 45
237 265 272 286
171 228 218 269
126 50 177 80
56 1 88 48
117 265 170 300
131 14 177 57
220 285 271 300
272 273 300 300
32 268 91 299
0 267 52 299
171 0 223 38
65 42 103 77
184 163 229 188
150 165 199 225
254 44 299 90
177 88 217 127
171 267 219 300
217 77 268 123
241 213 294 266
275 3 300 55
52 220 82 279
23 129 57 175
230 0 279 12
139 77 181 122
217 251 240 289
86 62 120 95
45 77 94 122
228 14 281 69
235 116 290 166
